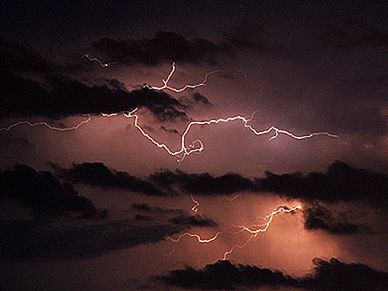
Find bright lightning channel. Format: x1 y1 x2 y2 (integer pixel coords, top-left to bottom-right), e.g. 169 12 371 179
83 54 115 68
0 63 337 162
167 204 302 260
122 108 338 162
191 195 200 214
0 116 91 132
144 62 220 92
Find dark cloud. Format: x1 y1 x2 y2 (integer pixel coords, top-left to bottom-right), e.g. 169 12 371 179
303 205 367 235
132 203 183 216
0 165 104 219
58 161 388 212
90 27 268 66
0 220 180 261
56 161 388 213
156 258 388 290
59 163 257 198
169 214 217 228
192 93 212 106
156 260 295 289
256 160 388 210
301 257 388 291
1 72 187 121
132 203 217 228
160 125 179 134
134 214 154 221
150 169 257 195
0 37 187 121
55 162 169 196
132 203 164 212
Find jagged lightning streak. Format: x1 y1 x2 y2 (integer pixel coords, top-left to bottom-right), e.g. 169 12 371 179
123 108 338 162
225 193 242 202
0 116 91 132
0 108 338 161
166 204 302 260
0 62 337 161
144 62 221 92
191 195 200 214
222 205 302 260
83 53 115 68
167 230 225 244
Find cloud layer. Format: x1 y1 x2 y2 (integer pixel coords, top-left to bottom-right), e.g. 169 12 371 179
156 258 388 290
0 165 104 218
0 37 188 121
90 26 268 66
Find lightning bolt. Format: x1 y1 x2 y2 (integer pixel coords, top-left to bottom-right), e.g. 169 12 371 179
167 230 225 244
225 193 242 202
83 53 115 68
122 108 338 162
166 204 302 260
0 108 337 162
0 62 337 161
144 62 221 92
222 205 302 260
191 195 200 214
0 116 91 132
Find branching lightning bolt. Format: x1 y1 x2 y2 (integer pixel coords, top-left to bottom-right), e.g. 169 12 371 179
0 62 337 162
222 205 302 260
0 62 334 262
122 108 337 162
83 53 115 68
191 195 200 214
167 204 302 260
144 62 220 92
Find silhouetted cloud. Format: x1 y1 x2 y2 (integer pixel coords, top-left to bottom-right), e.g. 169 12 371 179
156 258 388 290
55 162 169 196
58 161 388 211
160 125 179 134
256 160 388 210
132 203 165 212
300 258 388 290
150 169 257 195
303 205 366 235
169 214 217 228
91 26 270 66
156 260 295 289
0 165 104 219
132 203 218 228
192 93 212 106
1 73 187 121
0 220 180 261
0 37 188 121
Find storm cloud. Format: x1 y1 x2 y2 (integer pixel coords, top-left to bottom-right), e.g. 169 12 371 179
0 220 181 261
0 164 104 219
90 26 270 67
156 258 388 290
256 160 388 210
303 205 367 235
55 162 168 196
0 37 188 121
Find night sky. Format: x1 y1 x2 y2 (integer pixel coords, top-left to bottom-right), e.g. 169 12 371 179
1 1 388 290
